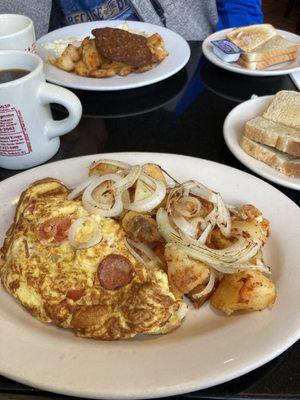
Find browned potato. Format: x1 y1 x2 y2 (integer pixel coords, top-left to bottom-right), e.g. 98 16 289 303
210 270 276 315
165 243 209 294
50 44 80 72
143 164 167 186
147 33 168 61
74 60 90 76
238 204 263 221
207 227 236 249
116 63 134 76
81 38 101 70
135 65 153 73
231 218 269 244
89 68 116 78
89 162 119 176
122 211 161 244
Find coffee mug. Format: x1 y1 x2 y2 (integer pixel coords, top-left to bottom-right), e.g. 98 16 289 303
0 14 36 52
0 50 82 170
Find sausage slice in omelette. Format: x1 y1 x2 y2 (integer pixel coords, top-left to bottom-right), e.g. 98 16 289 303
0 179 187 340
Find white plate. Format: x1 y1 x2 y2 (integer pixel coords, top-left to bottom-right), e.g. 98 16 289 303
0 152 299 399
36 21 190 91
202 28 300 77
223 95 300 190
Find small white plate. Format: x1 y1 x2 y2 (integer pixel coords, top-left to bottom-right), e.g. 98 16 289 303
223 95 300 190
36 21 190 91
0 152 299 399
202 28 300 77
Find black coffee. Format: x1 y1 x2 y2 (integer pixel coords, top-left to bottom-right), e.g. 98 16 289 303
0 69 30 84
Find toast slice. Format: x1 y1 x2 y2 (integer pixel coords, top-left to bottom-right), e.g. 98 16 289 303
226 24 277 52
240 35 299 62
237 51 297 70
240 135 300 177
244 116 300 157
263 91 300 129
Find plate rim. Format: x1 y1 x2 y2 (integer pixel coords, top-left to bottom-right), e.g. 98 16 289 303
0 152 299 399
202 28 300 77
223 95 300 190
36 20 191 91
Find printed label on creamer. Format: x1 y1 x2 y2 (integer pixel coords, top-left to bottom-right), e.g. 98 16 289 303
0 104 32 156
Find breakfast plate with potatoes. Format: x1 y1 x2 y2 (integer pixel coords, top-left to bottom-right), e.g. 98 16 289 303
0 152 299 398
36 21 190 91
202 25 300 77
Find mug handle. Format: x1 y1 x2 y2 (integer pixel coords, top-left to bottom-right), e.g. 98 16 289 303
38 82 82 140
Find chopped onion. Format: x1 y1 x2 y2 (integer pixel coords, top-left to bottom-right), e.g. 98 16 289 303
172 215 198 238
197 223 213 245
156 208 268 274
123 173 166 212
82 174 123 217
125 239 145 265
113 165 142 193
190 216 207 231
193 270 216 299
215 193 232 237
68 217 102 249
173 196 201 218
67 176 97 200
126 238 161 265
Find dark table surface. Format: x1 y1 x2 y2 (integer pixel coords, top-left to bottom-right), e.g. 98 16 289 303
0 42 299 399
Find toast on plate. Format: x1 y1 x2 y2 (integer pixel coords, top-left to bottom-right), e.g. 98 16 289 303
226 24 277 52
240 136 300 177
240 35 299 62
244 116 300 157
263 90 300 129
237 51 297 70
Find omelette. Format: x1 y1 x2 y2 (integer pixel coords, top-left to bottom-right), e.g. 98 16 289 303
0 178 187 340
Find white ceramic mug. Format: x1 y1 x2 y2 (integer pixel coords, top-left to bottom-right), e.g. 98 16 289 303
0 14 36 52
0 50 82 170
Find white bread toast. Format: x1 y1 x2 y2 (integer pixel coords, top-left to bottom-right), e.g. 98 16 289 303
263 91 300 129
226 24 277 52
237 51 297 70
240 136 300 177
244 116 300 157
240 35 299 62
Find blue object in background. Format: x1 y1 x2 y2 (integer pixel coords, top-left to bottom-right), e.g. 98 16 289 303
216 0 263 31
52 0 138 28
175 0 264 116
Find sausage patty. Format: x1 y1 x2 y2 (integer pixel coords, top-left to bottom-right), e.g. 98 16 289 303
92 27 156 67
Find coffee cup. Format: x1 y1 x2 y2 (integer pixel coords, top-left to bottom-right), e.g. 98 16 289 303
0 14 36 52
0 50 82 170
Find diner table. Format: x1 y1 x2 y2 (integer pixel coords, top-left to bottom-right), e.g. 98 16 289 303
0 41 299 400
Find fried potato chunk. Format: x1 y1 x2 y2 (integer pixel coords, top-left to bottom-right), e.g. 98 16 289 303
81 37 101 70
165 243 210 294
147 33 168 62
122 211 161 244
89 162 119 176
89 68 116 78
210 270 276 315
74 60 91 76
50 44 80 72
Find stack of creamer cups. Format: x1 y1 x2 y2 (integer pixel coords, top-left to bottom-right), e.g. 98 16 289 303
0 14 82 170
